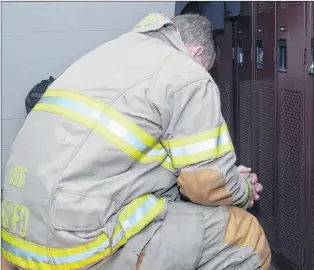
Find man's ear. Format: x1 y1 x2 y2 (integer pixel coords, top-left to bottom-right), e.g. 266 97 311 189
191 45 204 57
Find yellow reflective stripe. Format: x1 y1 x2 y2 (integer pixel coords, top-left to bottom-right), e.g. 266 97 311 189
1 194 165 269
170 141 234 167
1 228 107 256
246 179 252 201
44 89 104 112
161 157 174 171
34 89 174 171
2 229 112 269
118 195 165 240
139 145 174 171
2 248 47 270
163 123 234 167
126 198 164 239
38 90 153 160
111 223 127 253
119 195 149 222
44 89 156 147
34 103 143 160
140 144 166 163
105 105 156 148
34 103 95 129
138 143 174 171
164 123 229 148
239 179 252 208
2 245 112 270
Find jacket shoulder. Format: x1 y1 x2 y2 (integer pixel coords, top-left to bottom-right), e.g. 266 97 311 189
156 52 211 93
151 52 211 111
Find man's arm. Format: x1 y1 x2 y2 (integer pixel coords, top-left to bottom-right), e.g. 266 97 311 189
161 78 251 208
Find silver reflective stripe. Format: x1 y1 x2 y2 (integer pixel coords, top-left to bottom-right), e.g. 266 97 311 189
1 196 159 265
170 132 231 157
2 238 111 265
121 195 158 232
111 230 125 247
165 156 172 163
39 96 169 158
217 132 230 145
146 148 168 157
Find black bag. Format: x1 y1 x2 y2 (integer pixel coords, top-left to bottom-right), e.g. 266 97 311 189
25 76 55 114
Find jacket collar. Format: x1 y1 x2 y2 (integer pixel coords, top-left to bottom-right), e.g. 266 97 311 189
132 13 190 55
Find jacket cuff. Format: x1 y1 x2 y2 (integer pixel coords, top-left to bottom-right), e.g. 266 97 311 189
238 173 253 209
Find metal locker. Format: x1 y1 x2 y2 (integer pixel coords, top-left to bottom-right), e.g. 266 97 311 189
254 1 277 248
276 1 307 268
174 1 314 268
306 2 314 270
235 2 254 168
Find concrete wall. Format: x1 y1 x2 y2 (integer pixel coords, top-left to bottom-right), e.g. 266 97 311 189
1 2 175 188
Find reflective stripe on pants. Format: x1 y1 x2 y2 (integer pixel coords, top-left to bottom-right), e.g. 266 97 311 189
1 194 165 270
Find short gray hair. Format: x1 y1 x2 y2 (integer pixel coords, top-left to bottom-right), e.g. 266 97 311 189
172 14 216 70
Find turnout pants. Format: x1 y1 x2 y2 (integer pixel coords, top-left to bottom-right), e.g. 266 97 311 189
92 202 271 270
3 202 271 270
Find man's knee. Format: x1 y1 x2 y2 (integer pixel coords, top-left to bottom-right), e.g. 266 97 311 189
224 207 271 269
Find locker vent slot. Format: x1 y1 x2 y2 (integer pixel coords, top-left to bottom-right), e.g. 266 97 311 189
258 84 275 240
240 2 251 16
278 88 301 264
281 2 303 9
258 2 274 13
239 81 253 167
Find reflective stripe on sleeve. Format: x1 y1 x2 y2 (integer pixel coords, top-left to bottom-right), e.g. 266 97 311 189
238 179 252 208
33 89 174 172
1 194 165 270
163 123 234 167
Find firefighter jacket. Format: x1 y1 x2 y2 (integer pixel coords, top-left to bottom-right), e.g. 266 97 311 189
1 13 252 270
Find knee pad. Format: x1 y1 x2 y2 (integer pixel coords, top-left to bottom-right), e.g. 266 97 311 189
224 207 271 270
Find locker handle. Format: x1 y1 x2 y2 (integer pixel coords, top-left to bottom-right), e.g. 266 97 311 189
278 39 287 73
237 40 244 68
309 38 314 75
256 39 263 70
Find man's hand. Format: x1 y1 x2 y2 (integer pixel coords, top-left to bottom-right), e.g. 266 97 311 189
238 165 263 208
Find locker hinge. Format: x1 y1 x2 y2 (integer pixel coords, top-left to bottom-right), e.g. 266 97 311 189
300 249 305 266
232 47 235 60
273 47 277 63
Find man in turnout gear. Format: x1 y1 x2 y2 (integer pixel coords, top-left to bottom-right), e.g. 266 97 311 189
2 13 270 270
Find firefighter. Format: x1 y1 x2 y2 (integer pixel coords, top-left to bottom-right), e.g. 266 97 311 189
1 13 270 270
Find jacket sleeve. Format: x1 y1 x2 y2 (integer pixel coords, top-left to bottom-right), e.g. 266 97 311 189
160 78 252 208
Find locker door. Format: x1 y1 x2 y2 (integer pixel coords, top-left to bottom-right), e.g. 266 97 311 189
276 1 307 267
236 2 254 168
211 21 235 143
254 1 276 247
307 2 314 269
